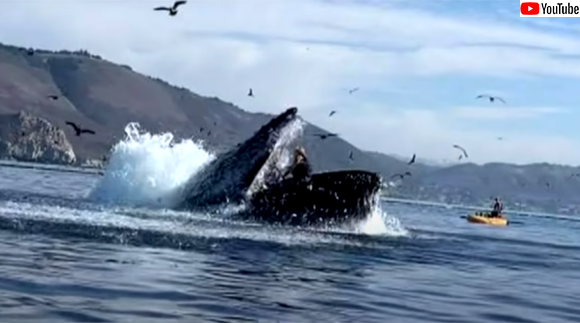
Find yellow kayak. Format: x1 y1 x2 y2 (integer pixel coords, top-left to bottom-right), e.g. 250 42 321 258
466 213 508 226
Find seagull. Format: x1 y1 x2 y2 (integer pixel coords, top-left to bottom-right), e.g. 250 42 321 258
65 121 96 136
154 0 187 16
329 110 336 117
313 133 338 140
348 87 359 94
391 171 412 180
476 94 505 104
453 144 468 158
248 88 254 97
408 153 416 165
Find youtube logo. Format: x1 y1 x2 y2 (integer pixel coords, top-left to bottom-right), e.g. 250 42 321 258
521 2 540 15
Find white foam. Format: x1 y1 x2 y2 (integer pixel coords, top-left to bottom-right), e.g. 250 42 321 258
356 206 409 236
88 122 214 207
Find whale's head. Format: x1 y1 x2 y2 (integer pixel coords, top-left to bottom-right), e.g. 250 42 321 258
178 107 300 209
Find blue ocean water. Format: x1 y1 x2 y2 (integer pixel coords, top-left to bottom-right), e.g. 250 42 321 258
0 163 579 323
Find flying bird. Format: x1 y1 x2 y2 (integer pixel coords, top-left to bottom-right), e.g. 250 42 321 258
476 94 505 104
349 151 354 161
48 95 59 100
313 133 338 140
348 87 359 94
65 121 95 136
408 153 416 165
453 144 468 158
248 88 254 97
391 171 412 180
154 0 187 16
329 110 337 117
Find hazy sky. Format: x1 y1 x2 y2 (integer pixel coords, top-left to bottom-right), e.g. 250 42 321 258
1 0 579 165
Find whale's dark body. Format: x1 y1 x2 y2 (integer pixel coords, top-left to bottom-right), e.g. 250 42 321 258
245 170 381 226
176 107 382 226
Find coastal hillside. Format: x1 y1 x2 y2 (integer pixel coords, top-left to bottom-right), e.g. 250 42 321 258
0 42 411 173
0 42 578 214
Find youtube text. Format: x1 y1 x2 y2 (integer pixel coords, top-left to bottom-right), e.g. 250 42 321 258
542 2 580 14
520 0 580 17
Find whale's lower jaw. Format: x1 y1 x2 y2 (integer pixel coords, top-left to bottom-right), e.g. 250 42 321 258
242 170 382 226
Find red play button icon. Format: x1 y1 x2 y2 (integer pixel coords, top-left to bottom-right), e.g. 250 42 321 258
521 2 540 15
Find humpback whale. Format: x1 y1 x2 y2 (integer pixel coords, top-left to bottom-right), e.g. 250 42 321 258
176 107 383 226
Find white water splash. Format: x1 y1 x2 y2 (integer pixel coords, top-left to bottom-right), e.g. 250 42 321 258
87 122 408 236
246 118 305 196
88 123 214 207
356 206 409 236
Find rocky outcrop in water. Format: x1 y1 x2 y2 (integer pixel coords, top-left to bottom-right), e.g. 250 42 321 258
0 111 76 165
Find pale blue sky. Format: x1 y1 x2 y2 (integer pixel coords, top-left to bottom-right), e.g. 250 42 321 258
0 0 579 165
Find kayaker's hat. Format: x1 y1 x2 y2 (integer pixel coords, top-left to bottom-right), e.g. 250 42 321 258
294 147 307 160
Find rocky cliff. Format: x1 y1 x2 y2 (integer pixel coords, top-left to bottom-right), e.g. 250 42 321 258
0 111 75 165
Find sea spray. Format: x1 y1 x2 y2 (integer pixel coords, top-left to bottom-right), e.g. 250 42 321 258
356 204 409 236
246 118 305 196
88 122 214 207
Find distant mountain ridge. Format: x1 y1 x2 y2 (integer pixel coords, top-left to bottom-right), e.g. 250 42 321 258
0 41 578 215
372 152 456 167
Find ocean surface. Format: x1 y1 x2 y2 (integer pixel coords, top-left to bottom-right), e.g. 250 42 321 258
0 124 579 323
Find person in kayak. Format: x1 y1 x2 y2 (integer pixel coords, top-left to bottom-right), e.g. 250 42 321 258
284 146 312 182
490 197 503 217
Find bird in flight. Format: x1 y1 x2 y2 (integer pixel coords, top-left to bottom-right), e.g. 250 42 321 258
476 94 505 104
408 153 416 165
349 151 354 160
248 88 254 97
348 87 359 94
65 121 96 136
48 95 59 100
329 110 336 117
391 171 412 180
453 144 468 159
313 133 338 140
154 0 187 16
